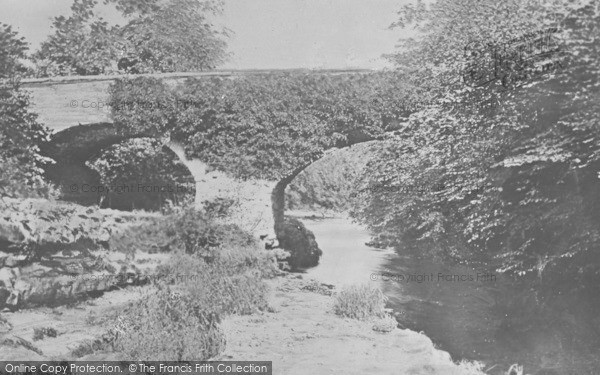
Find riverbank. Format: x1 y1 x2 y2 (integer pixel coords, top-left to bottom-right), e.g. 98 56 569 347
217 273 485 375
0 211 485 374
215 213 485 374
1 272 485 374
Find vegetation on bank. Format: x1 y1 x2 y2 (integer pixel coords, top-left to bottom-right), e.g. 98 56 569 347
333 284 387 321
60 204 278 360
107 245 274 360
285 142 376 212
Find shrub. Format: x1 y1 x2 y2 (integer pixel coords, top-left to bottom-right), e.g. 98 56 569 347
372 314 398 333
168 207 256 258
86 138 195 211
202 197 236 219
112 250 271 360
109 206 259 262
157 253 271 316
32 327 58 341
1 25 56 199
113 285 225 360
333 284 387 320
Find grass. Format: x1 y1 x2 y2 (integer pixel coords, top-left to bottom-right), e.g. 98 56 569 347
156 252 272 316
109 205 262 262
32 327 58 341
112 286 226 361
372 314 398 333
74 205 276 360
333 284 387 320
110 253 271 360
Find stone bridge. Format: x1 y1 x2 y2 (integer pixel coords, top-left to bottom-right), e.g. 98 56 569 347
24 70 373 236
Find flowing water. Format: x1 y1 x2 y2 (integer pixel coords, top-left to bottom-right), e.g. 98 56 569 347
300 215 599 375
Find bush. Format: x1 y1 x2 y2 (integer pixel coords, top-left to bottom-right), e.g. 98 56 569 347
168 207 257 258
111 248 271 360
86 138 195 211
113 286 225 360
371 314 398 333
202 197 236 219
110 206 258 261
1 25 55 199
32 327 57 341
333 284 387 320
157 253 271 316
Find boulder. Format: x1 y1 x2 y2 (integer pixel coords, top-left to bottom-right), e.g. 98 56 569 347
277 217 322 270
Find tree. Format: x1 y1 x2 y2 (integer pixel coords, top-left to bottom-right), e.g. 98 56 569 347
34 0 229 76
351 0 600 332
114 0 229 73
0 25 53 198
349 2 600 370
34 0 118 76
0 23 29 78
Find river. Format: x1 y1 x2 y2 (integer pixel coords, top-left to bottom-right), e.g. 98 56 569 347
299 214 599 375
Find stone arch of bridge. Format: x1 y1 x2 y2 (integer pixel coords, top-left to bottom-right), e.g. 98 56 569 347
41 122 197 210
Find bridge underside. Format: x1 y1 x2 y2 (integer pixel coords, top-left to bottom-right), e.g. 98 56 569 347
40 122 196 210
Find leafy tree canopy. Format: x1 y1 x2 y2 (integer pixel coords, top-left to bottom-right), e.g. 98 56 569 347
354 0 600 287
0 23 29 79
34 0 229 76
0 26 53 198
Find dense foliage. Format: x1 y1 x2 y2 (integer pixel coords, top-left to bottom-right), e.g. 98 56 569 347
33 0 228 76
0 24 29 78
86 138 195 210
349 2 600 369
354 0 600 283
0 25 54 198
109 205 268 265
109 72 413 180
102 208 273 360
285 143 376 211
108 72 413 266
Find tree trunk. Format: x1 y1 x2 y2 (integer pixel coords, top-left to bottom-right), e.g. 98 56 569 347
271 163 312 238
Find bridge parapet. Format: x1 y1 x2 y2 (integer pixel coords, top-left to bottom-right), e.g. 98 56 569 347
22 69 374 132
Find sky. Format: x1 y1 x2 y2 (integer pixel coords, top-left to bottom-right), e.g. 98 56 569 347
0 0 409 70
